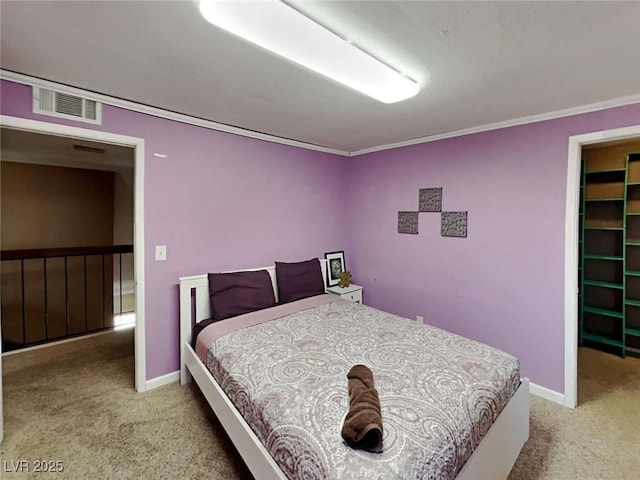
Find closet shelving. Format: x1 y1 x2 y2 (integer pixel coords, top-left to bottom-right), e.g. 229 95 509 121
580 151 640 356
624 153 640 354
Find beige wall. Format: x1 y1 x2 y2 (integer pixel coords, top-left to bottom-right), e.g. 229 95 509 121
113 169 135 313
1 161 115 249
113 170 134 245
1 161 116 346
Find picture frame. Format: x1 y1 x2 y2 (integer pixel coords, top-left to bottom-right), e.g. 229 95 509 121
324 251 346 287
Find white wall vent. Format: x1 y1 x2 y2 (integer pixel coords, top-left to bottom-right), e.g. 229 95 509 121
33 87 102 124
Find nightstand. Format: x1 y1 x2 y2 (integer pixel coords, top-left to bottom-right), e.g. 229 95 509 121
326 284 363 304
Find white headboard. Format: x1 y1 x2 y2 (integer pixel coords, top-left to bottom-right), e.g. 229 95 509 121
179 259 328 384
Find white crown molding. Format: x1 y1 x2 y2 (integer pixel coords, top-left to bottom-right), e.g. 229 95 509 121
4 70 639 158
349 94 640 157
0 70 350 157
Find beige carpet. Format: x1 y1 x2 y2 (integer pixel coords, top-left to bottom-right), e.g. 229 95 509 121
1 330 638 479
508 347 640 480
0 330 250 480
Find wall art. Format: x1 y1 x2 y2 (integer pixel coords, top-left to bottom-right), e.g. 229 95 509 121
441 211 468 237
419 187 442 212
398 211 419 234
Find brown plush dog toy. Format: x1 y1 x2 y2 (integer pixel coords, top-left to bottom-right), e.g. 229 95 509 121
339 271 352 288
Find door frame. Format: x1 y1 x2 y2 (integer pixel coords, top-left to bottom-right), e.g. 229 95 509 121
564 124 640 408
0 115 146 397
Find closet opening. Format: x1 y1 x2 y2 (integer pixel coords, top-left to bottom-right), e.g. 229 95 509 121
577 137 640 405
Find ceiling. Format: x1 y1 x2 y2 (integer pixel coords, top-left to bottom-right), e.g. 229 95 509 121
0 128 134 173
1 1 639 154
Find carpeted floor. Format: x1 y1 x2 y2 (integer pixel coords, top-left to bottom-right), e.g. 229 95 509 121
1 329 638 479
508 347 640 480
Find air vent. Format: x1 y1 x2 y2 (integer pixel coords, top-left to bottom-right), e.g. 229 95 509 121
72 144 105 154
33 87 102 124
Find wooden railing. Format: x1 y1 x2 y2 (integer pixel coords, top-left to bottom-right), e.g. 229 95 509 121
1 244 133 352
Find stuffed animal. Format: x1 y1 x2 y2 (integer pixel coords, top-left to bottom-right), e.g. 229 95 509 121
339 271 352 288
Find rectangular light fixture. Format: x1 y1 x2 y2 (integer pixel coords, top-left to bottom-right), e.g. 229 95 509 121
199 0 420 104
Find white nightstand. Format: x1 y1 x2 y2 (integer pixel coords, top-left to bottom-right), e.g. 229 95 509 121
326 284 363 304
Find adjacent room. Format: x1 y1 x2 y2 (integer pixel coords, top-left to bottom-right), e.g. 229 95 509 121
0 1 639 479
1 129 136 354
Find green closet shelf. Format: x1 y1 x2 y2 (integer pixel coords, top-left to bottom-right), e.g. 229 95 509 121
586 168 626 174
582 333 624 347
579 152 640 357
584 280 623 289
582 306 623 318
626 327 640 337
583 254 623 261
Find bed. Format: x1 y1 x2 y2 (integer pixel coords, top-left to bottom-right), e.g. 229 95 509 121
179 259 529 479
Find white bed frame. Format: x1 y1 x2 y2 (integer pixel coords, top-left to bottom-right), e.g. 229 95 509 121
179 262 530 480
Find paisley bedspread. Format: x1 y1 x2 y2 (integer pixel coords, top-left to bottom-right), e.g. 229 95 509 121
198 296 520 480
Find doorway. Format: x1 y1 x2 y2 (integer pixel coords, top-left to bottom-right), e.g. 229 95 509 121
565 124 640 408
577 138 640 404
0 115 146 443
1 130 135 350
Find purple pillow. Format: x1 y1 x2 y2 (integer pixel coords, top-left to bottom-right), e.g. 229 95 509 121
208 270 276 321
275 258 325 304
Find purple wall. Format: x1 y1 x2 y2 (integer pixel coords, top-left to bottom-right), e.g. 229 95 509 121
1 80 349 380
4 77 640 393
345 104 640 393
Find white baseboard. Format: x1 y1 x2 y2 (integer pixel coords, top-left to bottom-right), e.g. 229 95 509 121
145 370 180 391
529 381 566 406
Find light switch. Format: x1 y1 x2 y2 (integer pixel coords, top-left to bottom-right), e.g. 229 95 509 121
155 245 167 261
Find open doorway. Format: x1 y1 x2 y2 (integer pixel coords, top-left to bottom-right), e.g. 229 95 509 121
0 116 146 443
1 129 135 350
565 125 640 408
576 138 640 405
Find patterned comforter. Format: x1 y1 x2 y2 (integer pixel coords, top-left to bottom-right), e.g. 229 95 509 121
197 295 520 480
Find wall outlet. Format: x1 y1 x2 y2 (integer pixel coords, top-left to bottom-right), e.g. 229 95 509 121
416 315 424 324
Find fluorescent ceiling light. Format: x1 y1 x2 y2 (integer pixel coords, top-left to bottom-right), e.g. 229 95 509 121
199 0 420 103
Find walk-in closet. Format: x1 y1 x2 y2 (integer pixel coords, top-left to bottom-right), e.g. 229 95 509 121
579 139 640 357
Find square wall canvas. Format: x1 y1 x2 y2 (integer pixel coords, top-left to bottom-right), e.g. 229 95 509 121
441 211 468 237
419 188 442 212
398 211 419 234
